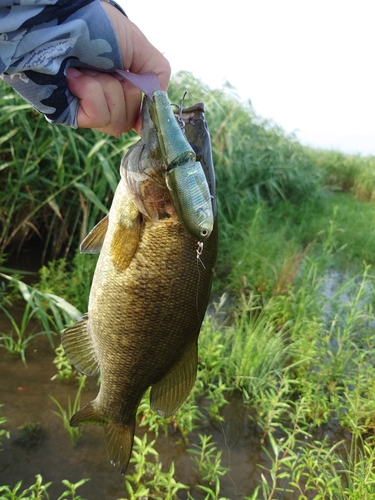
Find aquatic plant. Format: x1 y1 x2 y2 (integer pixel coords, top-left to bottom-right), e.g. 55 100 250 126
0 79 137 261
14 421 45 449
0 271 81 339
49 375 87 447
188 434 229 499
35 252 98 314
0 405 9 450
122 433 189 500
0 293 53 365
51 344 80 383
0 475 89 500
59 478 90 500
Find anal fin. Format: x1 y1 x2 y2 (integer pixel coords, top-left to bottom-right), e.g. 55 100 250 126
62 314 100 376
70 400 105 427
150 341 198 417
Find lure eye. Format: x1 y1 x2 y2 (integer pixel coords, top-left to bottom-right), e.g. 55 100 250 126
200 229 208 238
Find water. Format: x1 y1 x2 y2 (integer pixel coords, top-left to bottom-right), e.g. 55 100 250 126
0 294 358 499
0 312 270 499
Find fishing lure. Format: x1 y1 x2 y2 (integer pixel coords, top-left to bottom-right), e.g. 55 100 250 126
116 70 214 241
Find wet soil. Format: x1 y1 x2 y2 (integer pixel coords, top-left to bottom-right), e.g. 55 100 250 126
0 309 350 500
0 310 271 500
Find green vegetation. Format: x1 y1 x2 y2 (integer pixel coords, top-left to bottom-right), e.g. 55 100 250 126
0 475 89 500
14 421 44 446
2 73 375 498
122 434 189 499
50 375 87 447
0 82 137 260
0 292 54 365
0 406 9 450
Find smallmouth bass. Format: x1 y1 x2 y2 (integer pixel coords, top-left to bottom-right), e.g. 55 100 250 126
62 96 218 473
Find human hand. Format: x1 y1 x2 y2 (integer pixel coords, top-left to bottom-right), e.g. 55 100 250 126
66 2 171 136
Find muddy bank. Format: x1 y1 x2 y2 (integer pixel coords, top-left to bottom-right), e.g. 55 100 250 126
0 322 271 499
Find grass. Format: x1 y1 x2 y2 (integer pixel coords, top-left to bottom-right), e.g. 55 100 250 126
0 81 137 260
0 293 51 365
2 72 375 498
49 375 87 447
306 147 375 200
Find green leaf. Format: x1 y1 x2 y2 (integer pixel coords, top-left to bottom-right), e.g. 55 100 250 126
74 182 108 214
97 152 118 194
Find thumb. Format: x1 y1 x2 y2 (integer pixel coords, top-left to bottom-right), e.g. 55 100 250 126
101 2 171 91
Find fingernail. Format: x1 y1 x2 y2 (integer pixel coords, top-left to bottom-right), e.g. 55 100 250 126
67 67 82 78
82 69 100 76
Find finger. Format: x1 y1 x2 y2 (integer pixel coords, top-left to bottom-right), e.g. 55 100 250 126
101 3 171 91
88 73 127 136
67 68 141 136
67 69 111 129
127 22 171 91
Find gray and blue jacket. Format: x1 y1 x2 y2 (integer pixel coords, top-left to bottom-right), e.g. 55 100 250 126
0 0 125 127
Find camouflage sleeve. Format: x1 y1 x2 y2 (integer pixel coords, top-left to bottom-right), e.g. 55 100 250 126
0 0 125 127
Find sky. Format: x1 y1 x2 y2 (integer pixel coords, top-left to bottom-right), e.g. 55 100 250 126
120 0 374 156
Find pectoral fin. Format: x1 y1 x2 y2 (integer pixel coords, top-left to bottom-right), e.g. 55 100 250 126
110 214 141 271
80 215 109 254
61 314 100 376
150 342 198 417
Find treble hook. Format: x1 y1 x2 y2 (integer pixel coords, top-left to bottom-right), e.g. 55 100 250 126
177 91 188 128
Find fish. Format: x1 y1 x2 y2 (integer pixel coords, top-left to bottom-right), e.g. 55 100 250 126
61 95 218 474
148 90 214 241
115 71 214 241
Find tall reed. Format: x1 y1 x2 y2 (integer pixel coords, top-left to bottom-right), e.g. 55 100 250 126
0 81 137 260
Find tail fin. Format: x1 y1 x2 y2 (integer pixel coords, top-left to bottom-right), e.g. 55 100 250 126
105 420 135 475
70 403 135 474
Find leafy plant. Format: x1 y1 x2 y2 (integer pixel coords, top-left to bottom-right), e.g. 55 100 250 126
0 405 9 450
0 475 89 500
0 293 53 365
0 79 138 260
58 479 90 500
50 375 87 446
51 344 79 383
188 434 229 499
0 272 81 338
122 433 189 500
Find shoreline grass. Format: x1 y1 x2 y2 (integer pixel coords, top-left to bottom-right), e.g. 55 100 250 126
2 72 375 498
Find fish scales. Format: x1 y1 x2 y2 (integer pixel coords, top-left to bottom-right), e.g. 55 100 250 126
62 96 218 474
